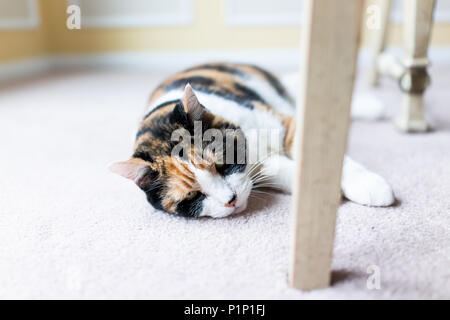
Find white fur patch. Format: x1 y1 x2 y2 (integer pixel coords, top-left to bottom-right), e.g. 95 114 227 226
188 165 252 218
341 156 395 207
226 172 252 213
351 92 387 120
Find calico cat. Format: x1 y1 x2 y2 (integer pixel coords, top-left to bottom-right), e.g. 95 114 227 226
110 63 395 218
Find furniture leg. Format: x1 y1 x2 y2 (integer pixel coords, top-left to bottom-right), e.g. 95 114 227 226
395 0 435 132
368 0 392 86
289 0 362 290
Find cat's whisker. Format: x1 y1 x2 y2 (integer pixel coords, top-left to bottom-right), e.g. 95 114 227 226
250 190 272 196
253 182 283 188
251 176 274 185
248 194 268 202
245 152 277 180
251 189 273 195
253 186 282 192
249 167 272 181
246 162 264 179
250 175 267 184
249 192 273 200
251 173 270 181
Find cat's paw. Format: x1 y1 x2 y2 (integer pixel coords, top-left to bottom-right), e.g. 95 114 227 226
342 170 395 207
351 92 386 121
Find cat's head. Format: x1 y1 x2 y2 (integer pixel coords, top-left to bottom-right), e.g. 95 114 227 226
110 84 252 218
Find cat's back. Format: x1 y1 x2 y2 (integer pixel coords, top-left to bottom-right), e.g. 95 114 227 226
148 63 295 119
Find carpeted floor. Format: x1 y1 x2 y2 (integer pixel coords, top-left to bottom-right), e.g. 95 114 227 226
0 67 449 299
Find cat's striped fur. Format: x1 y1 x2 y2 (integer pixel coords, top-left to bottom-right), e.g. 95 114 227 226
148 63 297 157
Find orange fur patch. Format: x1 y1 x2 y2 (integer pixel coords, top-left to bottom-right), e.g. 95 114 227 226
282 116 296 158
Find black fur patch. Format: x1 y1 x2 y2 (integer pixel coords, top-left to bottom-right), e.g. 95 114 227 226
166 76 215 91
137 167 164 211
185 63 292 103
133 146 154 163
248 64 289 98
233 83 265 103
143 99 179 120
216 132 247 176
176 192 206 218
205 88 255 109
216 163 246 176
169 103 190 129
162 76 256 110
137 103 188 141
185 64 245 76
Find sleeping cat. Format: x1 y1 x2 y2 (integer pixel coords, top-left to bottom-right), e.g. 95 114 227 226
110 63 395 218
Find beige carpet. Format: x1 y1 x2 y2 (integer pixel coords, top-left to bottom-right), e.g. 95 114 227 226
0 68 449 299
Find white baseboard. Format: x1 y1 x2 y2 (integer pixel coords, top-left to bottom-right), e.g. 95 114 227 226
49 49 302 72
0 50 301 84
358 46 450 70
0 57 52 83
1 47 450 83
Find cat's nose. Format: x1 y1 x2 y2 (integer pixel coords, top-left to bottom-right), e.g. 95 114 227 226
225 195 237 207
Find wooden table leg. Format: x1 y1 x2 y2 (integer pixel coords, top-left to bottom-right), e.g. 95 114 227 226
368 0 393 86
289 0 362 291
395 0 435 132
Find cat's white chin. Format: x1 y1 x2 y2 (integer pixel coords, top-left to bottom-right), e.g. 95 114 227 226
207 172 252 218
206 208 237 218
234 202 248 214
199 174 252 218
201 196 249 218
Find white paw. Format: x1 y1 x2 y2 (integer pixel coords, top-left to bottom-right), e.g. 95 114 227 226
342 170 395 207
351 92 386 121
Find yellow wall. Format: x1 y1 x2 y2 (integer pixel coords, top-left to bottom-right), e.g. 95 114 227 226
1 0 450 63
362 0 450 49
43 0 301 53
0 0 47 63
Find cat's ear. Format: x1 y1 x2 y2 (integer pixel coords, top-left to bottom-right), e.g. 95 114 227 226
182 84 204 122
108 158 153 184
